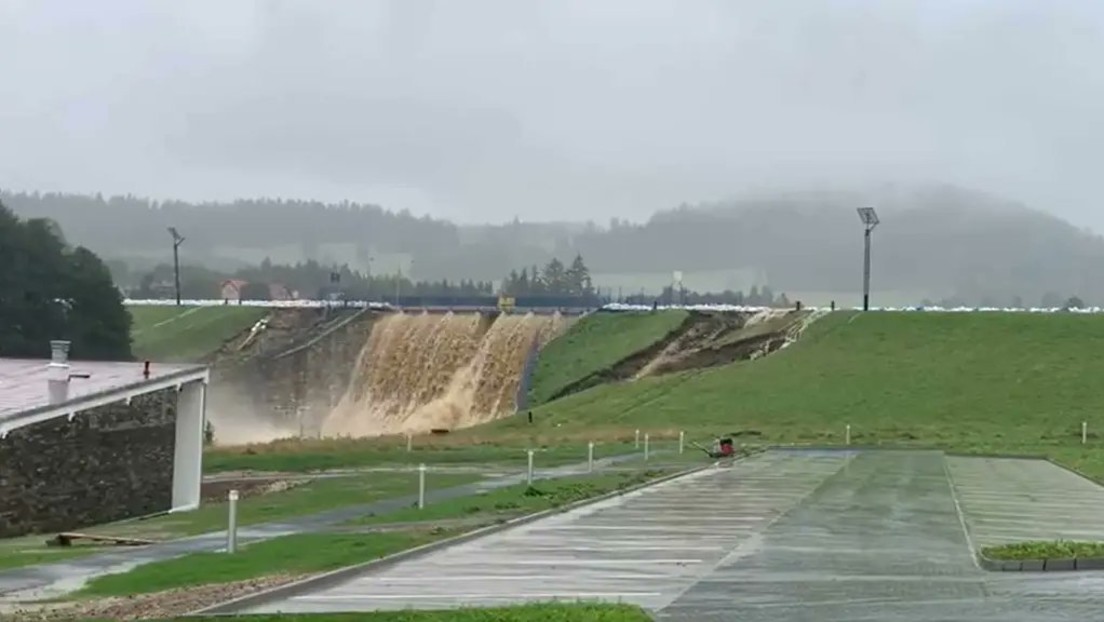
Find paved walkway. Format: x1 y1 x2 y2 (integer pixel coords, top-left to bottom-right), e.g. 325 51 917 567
0 453 643 600
231 450 1104 620
241 450 847 613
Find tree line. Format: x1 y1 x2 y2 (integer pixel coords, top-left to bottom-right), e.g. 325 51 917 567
132 258 497 302
500 255 594 297
9 185 1104 306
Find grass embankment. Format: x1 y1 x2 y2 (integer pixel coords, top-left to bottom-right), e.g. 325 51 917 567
205 437 635 473
130 305 268 362
526 310 688 406
982 540 1104 561
77 469 676 597
498 311 1104 478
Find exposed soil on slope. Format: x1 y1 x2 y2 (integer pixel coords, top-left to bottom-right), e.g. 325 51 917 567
546 309 813 403
636 310 808 377
207 307 364 372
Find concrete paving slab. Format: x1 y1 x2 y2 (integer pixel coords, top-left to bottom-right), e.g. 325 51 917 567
240 451 850 614
657 452 1104 621
947 456 1104 548
658 450 989 621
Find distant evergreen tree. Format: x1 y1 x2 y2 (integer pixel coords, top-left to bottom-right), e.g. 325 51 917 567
542 258 567 294
565 254 593 296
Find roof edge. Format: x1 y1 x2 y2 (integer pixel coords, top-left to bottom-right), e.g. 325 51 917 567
0 366 208 438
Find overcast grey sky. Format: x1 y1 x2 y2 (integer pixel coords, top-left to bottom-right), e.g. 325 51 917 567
1 0 1102 228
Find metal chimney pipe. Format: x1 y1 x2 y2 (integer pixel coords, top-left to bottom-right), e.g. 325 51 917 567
47 340 71 404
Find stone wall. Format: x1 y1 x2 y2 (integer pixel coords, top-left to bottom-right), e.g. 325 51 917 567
0 388 177 538
209 309 378 437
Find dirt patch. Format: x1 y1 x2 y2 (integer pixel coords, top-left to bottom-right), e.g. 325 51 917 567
545 309 812 402
200 477 310 504
637 309 807 376
2 574 302 621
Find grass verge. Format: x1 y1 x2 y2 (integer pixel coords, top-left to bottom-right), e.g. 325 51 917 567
350 468 674 526
981 540 1104 561
130 305 268 362
526 310 688 406
205 438 634 473
78 530 451 597
0 471 480 571
184 604 654 621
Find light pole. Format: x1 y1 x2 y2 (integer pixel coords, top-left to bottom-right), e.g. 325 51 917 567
168 227 185 306
856 207 879 312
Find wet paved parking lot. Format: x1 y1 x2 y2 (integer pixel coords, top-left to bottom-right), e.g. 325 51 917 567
240 450 1104 620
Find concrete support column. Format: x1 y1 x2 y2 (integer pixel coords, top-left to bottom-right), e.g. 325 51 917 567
172 379 206 511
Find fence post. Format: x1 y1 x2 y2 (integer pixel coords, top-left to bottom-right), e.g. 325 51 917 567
588 442 595 473
226 489 239 554
635 429 640 449
1083 421 1088 445
679 430 685 455
527 449 535 486
417 463 426 509
407 434 413 452
845 424 851 446
644 434 650 461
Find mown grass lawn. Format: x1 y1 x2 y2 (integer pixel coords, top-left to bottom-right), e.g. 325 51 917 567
141 471 481 537
350 468 674 526
494 311 1104 479
78 531 451 597
129 305 268 362
204 438 635 473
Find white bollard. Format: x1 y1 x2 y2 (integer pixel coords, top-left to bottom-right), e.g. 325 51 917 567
226 489 239 554
635 429 640 449
588 441 595 473
644 434 650 461
679 430 685 455
417 463 426 509
527 449 535 486
407 434 413 452
1083 421 1088 445
845 424 851 446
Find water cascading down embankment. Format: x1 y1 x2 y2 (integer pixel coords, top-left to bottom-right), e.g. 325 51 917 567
321 311 564 437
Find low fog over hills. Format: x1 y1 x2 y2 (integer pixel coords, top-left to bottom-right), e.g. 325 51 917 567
4 184 1100 307
5 2 1104 306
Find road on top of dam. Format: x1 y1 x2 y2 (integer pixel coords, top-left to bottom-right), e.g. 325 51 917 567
232 449 1104 621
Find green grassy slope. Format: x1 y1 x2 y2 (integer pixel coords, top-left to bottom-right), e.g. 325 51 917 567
129 305 269 361
500 312 1104 472
527 310 688 406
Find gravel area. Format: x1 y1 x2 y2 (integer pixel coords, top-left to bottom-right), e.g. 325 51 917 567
0 573 301 621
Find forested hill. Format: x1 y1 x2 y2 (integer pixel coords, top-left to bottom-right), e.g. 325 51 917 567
5 185 1104 306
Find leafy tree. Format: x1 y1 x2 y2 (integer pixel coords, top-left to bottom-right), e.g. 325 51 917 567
0 202 132 360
